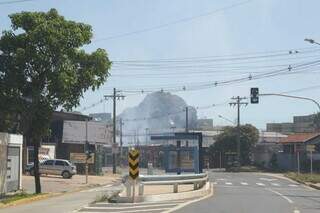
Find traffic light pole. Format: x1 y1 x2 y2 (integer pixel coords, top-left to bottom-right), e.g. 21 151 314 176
259 93 320 111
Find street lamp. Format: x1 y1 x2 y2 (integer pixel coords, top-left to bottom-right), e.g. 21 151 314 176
304 38 320 46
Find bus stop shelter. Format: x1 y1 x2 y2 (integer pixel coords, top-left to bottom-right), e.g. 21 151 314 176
151 132 203 174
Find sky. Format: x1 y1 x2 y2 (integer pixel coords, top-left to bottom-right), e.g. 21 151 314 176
1 0 320 130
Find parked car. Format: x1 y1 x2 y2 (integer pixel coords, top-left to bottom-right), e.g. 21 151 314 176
25 159 77 179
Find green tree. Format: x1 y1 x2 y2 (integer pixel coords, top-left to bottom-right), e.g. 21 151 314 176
210 124 259 165
0 9 111 193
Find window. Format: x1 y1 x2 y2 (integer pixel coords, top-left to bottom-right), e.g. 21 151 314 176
43 160 54 165
55 160 67 166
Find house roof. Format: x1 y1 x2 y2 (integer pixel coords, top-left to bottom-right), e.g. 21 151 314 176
280 133 320 144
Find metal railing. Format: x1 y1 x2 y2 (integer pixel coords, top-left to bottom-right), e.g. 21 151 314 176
137 173 209 196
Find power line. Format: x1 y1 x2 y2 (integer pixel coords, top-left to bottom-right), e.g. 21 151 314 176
112 47 319 64
93 0 254 42
105 59 320 94
0 0 35 5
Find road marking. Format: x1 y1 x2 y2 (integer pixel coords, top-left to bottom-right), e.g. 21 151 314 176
163 183 214 213
289 184 298 187
267 188 293 204
225 182 233 185
217 178 225 181
293 207 300 213
256 183 265 186
213 182 218 185
271 183 280 187
260 178 277 182
241 182 248 185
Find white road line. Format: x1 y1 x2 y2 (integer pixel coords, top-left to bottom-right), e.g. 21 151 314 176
267 188 293 204
256 183 265 186
213 182 218 185
260 178 277 182
289 184 298 187
217 178 225 181
225 182 233 185
293 207 300 213
241 182 248 185
271 183 280 187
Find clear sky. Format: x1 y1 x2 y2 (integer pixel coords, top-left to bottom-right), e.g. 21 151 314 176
1 0 320 130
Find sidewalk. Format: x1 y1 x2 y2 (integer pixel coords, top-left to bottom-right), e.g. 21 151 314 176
0 174 122 213
22 174 120 193
0 183 123 213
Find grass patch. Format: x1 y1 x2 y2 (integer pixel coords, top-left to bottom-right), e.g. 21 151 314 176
0 192 43 205
285 172 320 184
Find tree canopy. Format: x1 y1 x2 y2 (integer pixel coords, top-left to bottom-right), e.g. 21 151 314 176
210 124 259 165
0 8 111 193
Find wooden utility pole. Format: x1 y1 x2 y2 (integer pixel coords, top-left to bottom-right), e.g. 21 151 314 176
105 88 125 174
185 106 189 133
229 96 248 166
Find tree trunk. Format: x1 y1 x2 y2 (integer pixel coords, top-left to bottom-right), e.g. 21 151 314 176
33 141 41 194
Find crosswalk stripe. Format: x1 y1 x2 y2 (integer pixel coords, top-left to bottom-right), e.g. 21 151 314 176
241 182 248 185
271 183 280 186
225 182 233 185
289 184 298 187
256 183 265 186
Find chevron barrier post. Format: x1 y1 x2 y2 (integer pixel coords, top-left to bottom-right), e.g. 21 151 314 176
129 148 139 202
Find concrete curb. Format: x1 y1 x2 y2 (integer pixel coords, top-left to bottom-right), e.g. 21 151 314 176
115 182 213 203
293 179 320 190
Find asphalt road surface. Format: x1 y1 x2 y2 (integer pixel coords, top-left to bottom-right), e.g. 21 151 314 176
175 171 320 213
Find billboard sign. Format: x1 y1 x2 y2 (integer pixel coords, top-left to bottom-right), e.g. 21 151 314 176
70 153 94 164
62 120 112 145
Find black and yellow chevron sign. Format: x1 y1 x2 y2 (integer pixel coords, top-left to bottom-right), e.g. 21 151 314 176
129 149 139 180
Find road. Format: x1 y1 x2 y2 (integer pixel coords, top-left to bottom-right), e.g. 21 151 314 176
175 171 320 213
1 172 319 213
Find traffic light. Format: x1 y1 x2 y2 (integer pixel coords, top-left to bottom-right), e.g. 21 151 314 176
250 88 259 104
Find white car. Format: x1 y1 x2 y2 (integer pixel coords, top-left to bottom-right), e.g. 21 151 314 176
27 159 77 179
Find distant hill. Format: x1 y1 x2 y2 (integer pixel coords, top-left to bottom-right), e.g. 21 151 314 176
119 92 197 137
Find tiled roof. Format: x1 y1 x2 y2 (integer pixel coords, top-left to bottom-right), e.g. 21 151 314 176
280 133 320 144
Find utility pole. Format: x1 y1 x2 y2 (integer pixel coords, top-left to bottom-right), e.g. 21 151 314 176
119 118 123 167
145 128 149 145
85 120 88 184
185 106 189 133
229 96 248 166
105 88 125 174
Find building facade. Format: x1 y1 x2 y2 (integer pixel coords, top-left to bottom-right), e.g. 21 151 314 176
266 114 316 134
